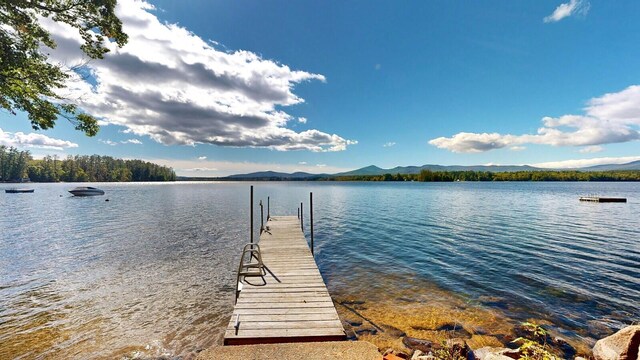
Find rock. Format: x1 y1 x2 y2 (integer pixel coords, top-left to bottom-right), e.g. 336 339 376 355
381 324 406 338
403 337 434 353
473 347 521 360
437 323 472 338
347 319 363 327
355 326 378 336
445 338 474 360
552 336 576 359
593 325 640 360
411 349 435 360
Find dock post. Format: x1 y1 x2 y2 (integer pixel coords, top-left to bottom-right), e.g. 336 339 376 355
300 202 303 232
260 200 264 233
250 186 254 244
267 196 270 220
310 192 314 255
297 207 300 219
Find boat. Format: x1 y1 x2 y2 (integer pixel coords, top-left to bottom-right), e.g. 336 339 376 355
68 186 105 196
5 188 35 193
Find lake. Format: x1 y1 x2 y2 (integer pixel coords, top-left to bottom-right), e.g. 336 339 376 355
1 181 638 359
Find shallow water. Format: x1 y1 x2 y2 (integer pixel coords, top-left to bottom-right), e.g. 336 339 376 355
0 181 638 358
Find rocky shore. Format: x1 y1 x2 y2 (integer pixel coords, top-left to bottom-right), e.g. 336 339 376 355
379 324 639 360
331 290 638 360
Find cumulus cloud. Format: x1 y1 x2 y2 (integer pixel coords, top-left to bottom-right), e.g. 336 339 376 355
0 128 78 150
383 141 396 147
42 0 355 152
429 85 640 153
544 0 590 23
122 139 142 144
298 117 307 124
198 156 207 160
532 156 640 169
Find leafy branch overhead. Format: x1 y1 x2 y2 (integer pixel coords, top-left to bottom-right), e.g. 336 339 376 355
0 0 128 136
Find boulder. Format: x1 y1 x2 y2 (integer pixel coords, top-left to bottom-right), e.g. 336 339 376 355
473 347 520 360
403 337 434 353
593 325 640 360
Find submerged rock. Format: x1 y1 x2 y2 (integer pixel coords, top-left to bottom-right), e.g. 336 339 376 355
403 337 434 353
380 324 406 338
593 325 640 360
437 323 472 338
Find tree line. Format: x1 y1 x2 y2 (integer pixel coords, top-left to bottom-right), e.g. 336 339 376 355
323 169 640 182
0 146 176 182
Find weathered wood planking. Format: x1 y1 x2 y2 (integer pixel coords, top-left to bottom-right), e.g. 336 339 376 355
224 216 346 345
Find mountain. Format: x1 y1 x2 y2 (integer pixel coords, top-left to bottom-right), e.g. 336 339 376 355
581 160 640 171
222 161 640 179
227 171 326 179
336 164 541 176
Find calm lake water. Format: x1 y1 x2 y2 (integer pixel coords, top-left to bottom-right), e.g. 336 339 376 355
1 181 638 359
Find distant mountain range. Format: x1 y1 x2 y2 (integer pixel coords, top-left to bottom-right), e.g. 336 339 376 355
218 160 640 180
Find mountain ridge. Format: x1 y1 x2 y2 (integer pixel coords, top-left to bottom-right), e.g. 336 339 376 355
223 160 640 179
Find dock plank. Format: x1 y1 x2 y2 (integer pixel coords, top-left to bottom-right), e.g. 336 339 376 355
224 215 346 345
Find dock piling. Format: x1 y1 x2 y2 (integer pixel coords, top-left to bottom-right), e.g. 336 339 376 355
250 186 254 244
310 192 314 256
300 202 303 232
259 200 264 233
267 196 270 220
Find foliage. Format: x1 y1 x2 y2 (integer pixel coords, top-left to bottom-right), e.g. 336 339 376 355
431 340 466 360
0 145 30 181
513 322 558 360
0 146 175 182
0 0 127 135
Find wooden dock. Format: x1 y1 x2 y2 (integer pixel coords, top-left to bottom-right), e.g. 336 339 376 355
224 215 346 345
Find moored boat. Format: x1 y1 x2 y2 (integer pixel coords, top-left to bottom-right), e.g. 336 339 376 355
69 187 105 196
5 189 35 193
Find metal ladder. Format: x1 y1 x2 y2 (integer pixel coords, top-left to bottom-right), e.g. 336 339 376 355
234 243 265 304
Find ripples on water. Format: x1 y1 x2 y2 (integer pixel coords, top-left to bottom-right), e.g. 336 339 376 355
0 181 638 358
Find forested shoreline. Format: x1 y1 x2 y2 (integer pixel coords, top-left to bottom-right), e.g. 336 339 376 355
325 169 640 182
0 146 176 182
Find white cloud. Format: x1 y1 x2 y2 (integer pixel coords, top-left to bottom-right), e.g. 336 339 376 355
510 146 526 151
383 141 396 147
429 85 640 153
298 117 307 124
0 128 78 150
543 0 590 23
532 156 640 169
99 139 118 146
579 145 603 153
198 156 207 160
42 0 355 152
316 164 327 167
122 138 142 144
298 161 307 165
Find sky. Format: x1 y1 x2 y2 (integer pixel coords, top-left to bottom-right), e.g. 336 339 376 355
1 0 640 176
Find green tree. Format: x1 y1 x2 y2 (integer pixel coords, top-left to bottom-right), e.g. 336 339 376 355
0 0 127 136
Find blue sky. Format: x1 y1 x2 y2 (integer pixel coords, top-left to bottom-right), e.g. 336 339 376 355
1 0 640 175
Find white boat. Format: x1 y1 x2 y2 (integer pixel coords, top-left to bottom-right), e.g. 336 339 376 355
69 186 105 196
